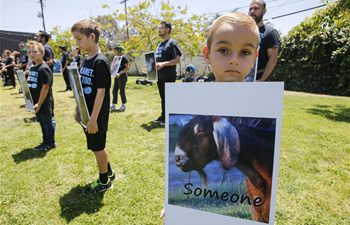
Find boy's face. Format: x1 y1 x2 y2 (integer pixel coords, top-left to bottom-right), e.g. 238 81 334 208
28 46 44 63
72 31 95 52
203 23 258 82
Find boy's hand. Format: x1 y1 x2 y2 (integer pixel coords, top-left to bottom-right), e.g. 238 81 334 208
86 119 98 134
33 103 41 113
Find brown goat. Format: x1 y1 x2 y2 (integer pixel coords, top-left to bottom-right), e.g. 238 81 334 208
174 115 275 223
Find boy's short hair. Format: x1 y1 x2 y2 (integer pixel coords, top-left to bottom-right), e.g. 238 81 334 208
27 41 45 55
206 12 259 51
71 19 101 43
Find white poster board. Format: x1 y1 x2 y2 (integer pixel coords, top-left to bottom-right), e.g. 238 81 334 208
110 56 123 77
68 65 90 128
165 82 284 225
145 52 157 80
16 70 34 112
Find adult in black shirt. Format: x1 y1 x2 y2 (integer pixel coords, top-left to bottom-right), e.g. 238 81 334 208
60 46 71 91
35 30 55 116
155 21 182 123
111 45 129 112
249 0 280 81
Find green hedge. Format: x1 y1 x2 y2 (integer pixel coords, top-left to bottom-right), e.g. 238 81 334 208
270 1 350 96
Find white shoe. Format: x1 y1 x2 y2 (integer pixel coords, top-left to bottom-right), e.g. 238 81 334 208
118 104 126 112
110 104 116 111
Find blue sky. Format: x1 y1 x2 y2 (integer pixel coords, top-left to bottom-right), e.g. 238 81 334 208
0 0 331 35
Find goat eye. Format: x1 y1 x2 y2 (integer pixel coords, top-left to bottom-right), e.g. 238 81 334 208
196 131 206 136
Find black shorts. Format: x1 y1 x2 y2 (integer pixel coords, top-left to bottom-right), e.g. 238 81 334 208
84 131 107 151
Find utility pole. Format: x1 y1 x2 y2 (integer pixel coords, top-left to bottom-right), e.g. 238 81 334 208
120 0 129 40
39 0 46 31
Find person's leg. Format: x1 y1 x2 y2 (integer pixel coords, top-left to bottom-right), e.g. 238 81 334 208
34 115 47 150
111 77 119 109
43 115 56 148
94 149 109 182
82 132 113 194
9 72 16 88
63 69 71 90
157 79 165 121
119 75 127 105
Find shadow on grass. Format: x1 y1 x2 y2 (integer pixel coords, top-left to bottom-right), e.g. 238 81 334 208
59 185 105 222
23 116 36 123
306 104 350 123
19 104 25 108
141 121 164 132
12 148 48 164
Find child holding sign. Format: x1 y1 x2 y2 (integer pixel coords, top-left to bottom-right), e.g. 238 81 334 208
161 11 259 219
71 19 115 194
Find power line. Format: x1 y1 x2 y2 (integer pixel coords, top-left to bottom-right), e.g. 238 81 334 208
266 4 327 20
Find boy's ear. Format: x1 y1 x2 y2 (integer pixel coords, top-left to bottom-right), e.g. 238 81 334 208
203 45 210 64
89 33 96 42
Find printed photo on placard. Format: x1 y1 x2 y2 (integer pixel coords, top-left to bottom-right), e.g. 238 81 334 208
16 70 34 112
110 56 123 77
168 114 276 223
145 51 157 80
67 65 90 128
165 82 284 225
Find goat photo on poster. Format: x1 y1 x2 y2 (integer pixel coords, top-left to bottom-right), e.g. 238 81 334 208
168 114 276 223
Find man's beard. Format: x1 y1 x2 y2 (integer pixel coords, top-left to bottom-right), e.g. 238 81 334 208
251 14 263 24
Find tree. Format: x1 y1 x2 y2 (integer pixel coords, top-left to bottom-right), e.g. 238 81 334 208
271 0 350 96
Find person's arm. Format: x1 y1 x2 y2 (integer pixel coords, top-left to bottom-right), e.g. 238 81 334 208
258 48 278 81
156 56 180 70
86 88 105 134
34 84 49 113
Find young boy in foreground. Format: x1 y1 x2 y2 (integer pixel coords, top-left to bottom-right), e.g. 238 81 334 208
161 11 259 218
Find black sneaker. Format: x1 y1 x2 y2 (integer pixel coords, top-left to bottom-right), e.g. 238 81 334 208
33 143 46 151
82 178 112 195
154 116 164 123
42 144 57 151
108 171 116 181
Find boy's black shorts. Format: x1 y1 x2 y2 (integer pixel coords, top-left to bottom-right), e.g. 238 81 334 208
84 131 107 151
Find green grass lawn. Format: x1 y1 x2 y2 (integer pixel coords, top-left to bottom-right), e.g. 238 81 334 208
0 75 349 225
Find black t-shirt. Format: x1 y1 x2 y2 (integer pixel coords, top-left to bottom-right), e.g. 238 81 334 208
44 43 54 72
73 54 82 67
155 38 182 80
61 52 69 71
27 62 53 116
80 53 111 132
118 55 129 74
5 57 14 75
21 50 28 69
257 23 280 79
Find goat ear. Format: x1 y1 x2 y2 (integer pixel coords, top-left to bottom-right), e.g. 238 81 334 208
212 117 240 170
